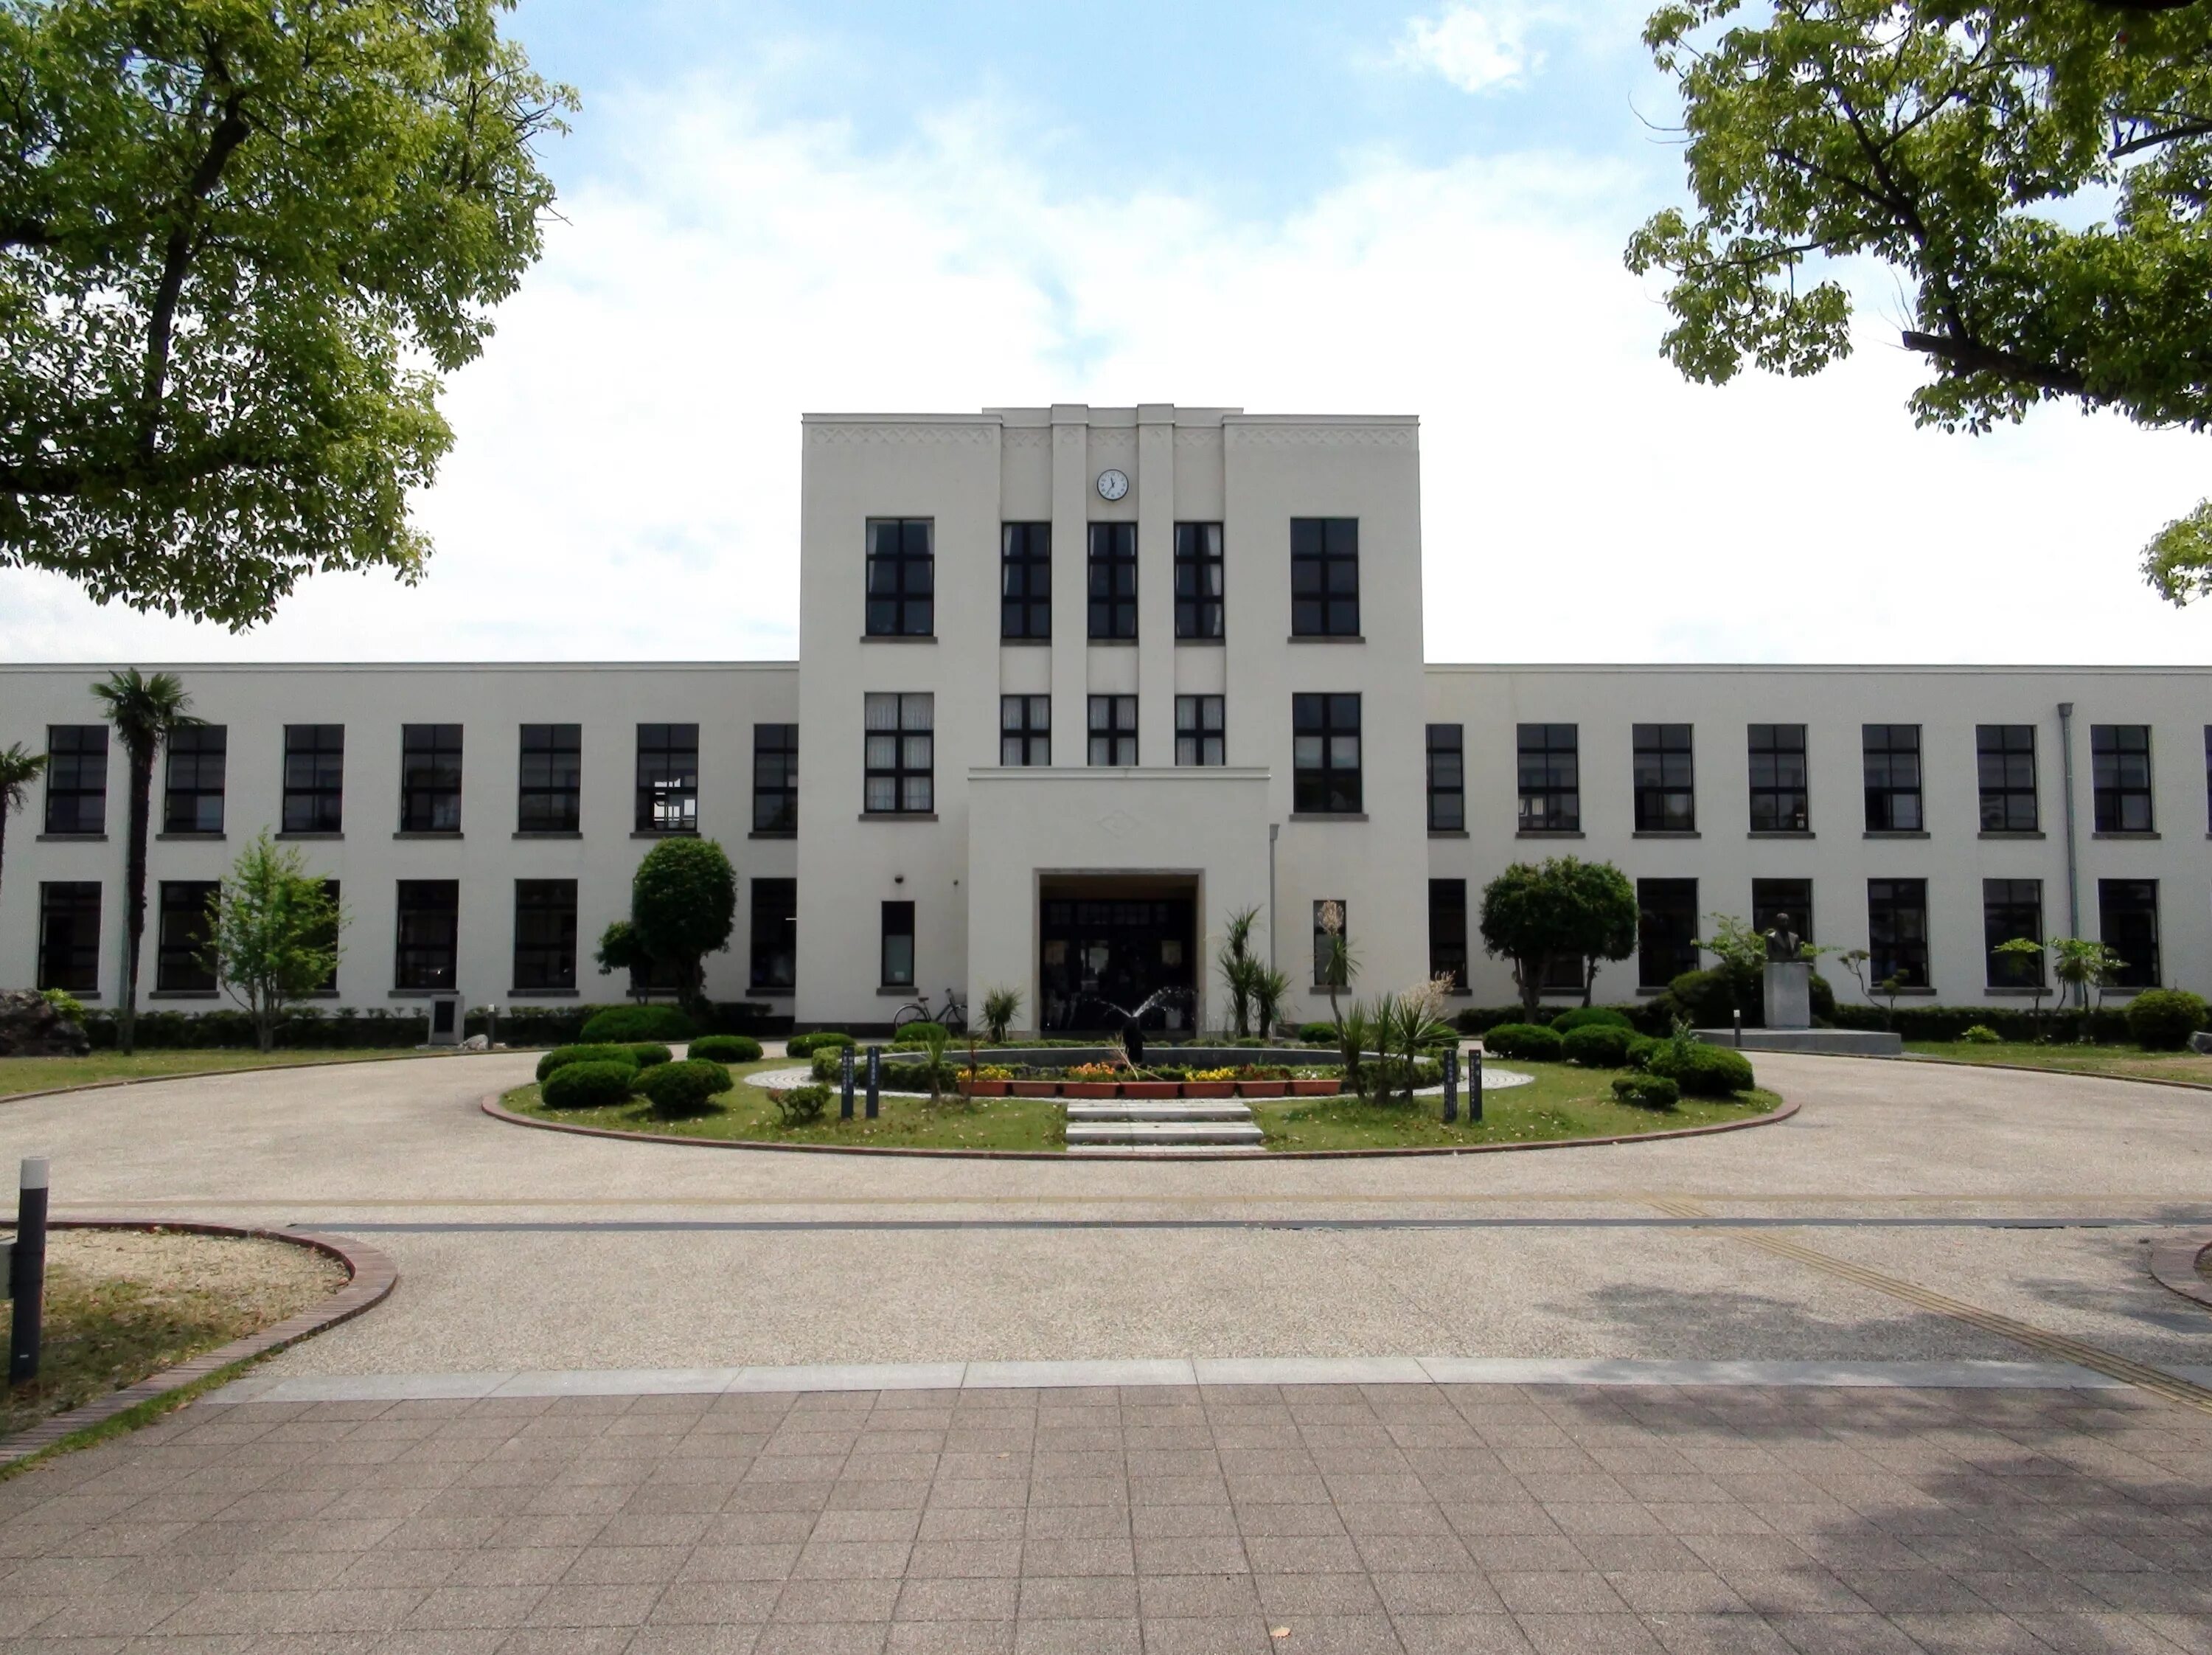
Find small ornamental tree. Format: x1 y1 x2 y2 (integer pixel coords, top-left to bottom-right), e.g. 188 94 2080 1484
94 669 201 1053
1478 858 1639 1018
204 833 344 1052
629 838 737 1011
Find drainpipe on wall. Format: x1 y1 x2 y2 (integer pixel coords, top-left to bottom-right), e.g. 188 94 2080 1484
1267 823 1280 979
2058 701 2082 1005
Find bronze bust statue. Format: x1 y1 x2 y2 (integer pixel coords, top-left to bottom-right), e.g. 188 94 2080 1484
1762 915 1804 962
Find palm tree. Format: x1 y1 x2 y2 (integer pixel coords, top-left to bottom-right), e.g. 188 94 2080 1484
91 670 200 1054
0 742 48 912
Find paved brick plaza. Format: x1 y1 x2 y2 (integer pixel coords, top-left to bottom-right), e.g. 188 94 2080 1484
5 1378 2211 1654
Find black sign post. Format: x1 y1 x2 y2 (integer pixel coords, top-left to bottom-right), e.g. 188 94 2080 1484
1469 1047 1484 1123
865 1048 880 1120
840 1047 855 1120
1442 1048 1458 1124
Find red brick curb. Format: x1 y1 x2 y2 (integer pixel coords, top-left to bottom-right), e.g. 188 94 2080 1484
482 1093 1798 1160
0 1222 397 1468
2148 1231 2212 1311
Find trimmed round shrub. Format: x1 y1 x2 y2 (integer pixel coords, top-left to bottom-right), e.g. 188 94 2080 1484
787 1031 853 1058
771 1083 830 1125
1959 1024 2002 1045
810 1047 855 1084
1484 1023 1563 1061
634 1058 732 1115
626 1042 672 1069
1664 968 1753 1030
1612 1074 1680 1111
891 1021 947 1047
580 1003 697 1044
2126 988 2209 1052
1297 1021 1338 1044
1625 1035 1659 1070
535 1043 639 1084
689 1034 763 1064
1561 1024 1635 1068
1645 1041 1755 1098
1550 1007 1633 1033
540 1060 638 1111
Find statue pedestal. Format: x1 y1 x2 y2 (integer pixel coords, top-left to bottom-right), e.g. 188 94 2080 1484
1763 962 1812 1031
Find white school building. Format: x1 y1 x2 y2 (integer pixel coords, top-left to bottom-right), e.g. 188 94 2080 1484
1 403 2204 1031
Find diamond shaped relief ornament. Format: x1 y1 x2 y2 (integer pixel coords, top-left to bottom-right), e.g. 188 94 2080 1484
1098 809 1139 839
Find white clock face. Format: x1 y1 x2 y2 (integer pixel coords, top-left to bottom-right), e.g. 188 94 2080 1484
1096 468 1130 502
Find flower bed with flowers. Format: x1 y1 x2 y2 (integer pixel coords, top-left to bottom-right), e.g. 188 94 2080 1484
801 1049 1363 1098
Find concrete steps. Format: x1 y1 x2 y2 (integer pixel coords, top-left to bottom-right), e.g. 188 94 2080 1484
1063 1120 1265 1147
1063 1100 1253 1123
1065 1144 1270 1158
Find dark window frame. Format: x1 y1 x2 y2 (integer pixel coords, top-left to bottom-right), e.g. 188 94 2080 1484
1001 522 1051 640
864 693 934 813
1290 518 1360 636
44 725 108 835
1428 878 1469 990
1174 521 1224 639
1517 724 1579 832
2091 724 2154 833
37 881 101 993
1175 695 1224 767
1293 693 1363 813
750 877 798 993
2098 878 2160 988
1983 878 2045 988
1427 724 1464 831
400 724 464 834
1863 725 1924 832
865 518 934 637
635 723 700 833
1747 724 1807 833
518 724 582 834
1088 695 1138 767
880 900 916 988
161 725 226 835
1976 724 2039 833
1867 878 1931 989
1088 522 1138 640
155 880 218 993
282 724 345 834
394 879 461 991
1750 879 1814 951
1633 724 1696 833
1001 696 1051 767
752 724 799 833
512 878 577 992
1637 878 1700 989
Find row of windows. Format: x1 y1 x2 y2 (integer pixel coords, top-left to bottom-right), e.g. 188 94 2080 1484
1419 721 2180 837
41 723 803 840
1421 875 2166 995
34 877 803 999
870 517 1362 644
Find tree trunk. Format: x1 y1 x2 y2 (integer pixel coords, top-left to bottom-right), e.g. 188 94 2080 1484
256 998 274 1054
119 745 154 1055
1517 960 1540 1019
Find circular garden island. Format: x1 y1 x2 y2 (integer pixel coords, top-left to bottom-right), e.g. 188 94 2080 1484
493 1013 1785 1156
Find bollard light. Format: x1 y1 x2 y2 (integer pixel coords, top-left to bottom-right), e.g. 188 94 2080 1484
10 1155 50 1385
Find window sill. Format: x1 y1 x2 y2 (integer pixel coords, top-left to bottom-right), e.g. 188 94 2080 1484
41 990 101 1001
507 988 579 998
1288 812 1368 822
1978 830 2045 840
1517 829 1585 839
858 813 939 822
748 988 796 999
1087 637 1138 648
2092 830 2160 841
1633 830 1700 839
36 833 108 843
275 831 343 841
1000 636 1053 648
394 831 463 841
148 990 220 1001
1747 830 1814 840
156 831 226 842
1981 986 2051 996
1879 986 1938 997
387 989 459 999
748 830 797 841
1175 637 1226 648
877 985 918 996
1863 830 1930 839
513 830 582 840
1287 634 1364 644
860 634 936 644
631 829 699 839
1428 829 1470 839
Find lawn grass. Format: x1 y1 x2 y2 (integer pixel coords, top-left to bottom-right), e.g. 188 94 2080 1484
1902 1041 2212 1088
1248 1061 1781 1151
501 1059 1065 1151
0 1047 448 1099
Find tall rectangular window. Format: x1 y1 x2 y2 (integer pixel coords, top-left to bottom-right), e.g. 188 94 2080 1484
880 900 915 988
1174 522 1224 639
1001 697 1051 767
1976 724 2038 832
282 725 344 834
2205 726 2212 833
750 878 798 992
1751 878 1813 948
400 724 463 833
1290 518 1359 636
1983 878 2044 988
1747 724 1807 833
1867 878 1930 988
1863 725 1923 832
1088 695 1138 766
512 879 577 992
395 880 460 990
1637 879 1700 989
1313 900 1349 989
1517 724 1579 832
44 726 108 835
155 881 218 993
2092 725 2154 832
1428 879 1469 990
1001 522 1051 639
1633 724 1695 832
636 723 699 833
1088 522 1138 639
2099 879 2160 988
1292 693 1362 813
752 724 799 833
37 881 100 993
864 693 933 813
1175 695 1224 767
518 724 581 833
865 518 933 636
162 726 226 835
1427 724 1464 831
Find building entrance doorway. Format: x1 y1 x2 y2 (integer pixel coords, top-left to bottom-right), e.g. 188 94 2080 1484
1040 878 1197 1033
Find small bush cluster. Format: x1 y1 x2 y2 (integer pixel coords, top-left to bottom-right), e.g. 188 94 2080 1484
771 1083 830 1125
689 1034 763 1064
1643 1039 1754 1098
626 1042 672 1069
787 1031 853 1058
1612 1074 1680 1110
1561 1024 1635 1067
635 1058 731 1115
541 1060 638 1111
2125 988 2209 1051
1550 1007 1633 1033
891 1021 947 1047
1483 1023 1562 1061
1296 1021 1338 1044
1959 1024 2002 1044
580 1004 696 1044
535 1044 637 1083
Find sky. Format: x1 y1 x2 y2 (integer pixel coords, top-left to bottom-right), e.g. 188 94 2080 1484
4 0 2210 666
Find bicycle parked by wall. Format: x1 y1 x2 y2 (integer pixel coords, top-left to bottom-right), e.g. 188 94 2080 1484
890 987 967 1033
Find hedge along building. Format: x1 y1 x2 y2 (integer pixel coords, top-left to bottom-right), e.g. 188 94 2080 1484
0 403 2205 1033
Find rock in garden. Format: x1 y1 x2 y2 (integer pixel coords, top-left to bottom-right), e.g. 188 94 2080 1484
0 988 92 1057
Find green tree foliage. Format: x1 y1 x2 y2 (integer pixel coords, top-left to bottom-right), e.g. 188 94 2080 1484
1627 0 2212 600
0 0 574 625
1478 858 1639 1017
0 741 46 906
92 668 198 1052
628 838 736 1010
204 832 344 1051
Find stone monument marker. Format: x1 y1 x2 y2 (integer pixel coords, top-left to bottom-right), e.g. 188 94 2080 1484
1761 916 1812 1031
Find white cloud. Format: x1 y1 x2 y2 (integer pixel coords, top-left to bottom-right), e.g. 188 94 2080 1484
1394 3 1547 94
2 76 2208 667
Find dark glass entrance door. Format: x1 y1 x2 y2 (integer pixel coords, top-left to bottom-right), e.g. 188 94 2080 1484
1040 894 1196 1032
